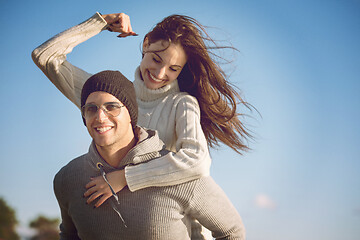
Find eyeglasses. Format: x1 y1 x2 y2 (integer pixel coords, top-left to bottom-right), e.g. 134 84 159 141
81 102 125 119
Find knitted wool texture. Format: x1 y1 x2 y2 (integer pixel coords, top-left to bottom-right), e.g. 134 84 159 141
81 70 138 128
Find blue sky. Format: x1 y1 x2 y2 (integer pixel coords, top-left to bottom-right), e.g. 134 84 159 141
0 0 359 239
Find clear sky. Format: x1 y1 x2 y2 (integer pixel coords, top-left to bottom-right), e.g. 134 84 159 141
0 0 359 239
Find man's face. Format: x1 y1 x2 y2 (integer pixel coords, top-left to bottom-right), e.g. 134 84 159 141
84 91 133 150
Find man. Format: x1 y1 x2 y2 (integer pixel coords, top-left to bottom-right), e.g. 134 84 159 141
53 70 245 239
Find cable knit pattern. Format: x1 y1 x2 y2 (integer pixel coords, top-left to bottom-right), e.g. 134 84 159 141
54 127 245 240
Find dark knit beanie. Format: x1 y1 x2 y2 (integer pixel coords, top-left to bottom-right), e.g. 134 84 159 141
81 70 138 128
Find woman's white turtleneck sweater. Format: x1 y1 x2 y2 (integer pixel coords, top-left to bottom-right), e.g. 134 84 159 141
32 12 211 192
130 67 211 190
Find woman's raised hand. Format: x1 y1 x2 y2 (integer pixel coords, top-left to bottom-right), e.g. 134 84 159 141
102 13 138 38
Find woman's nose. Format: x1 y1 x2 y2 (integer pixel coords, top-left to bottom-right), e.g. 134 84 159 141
154 67 166 79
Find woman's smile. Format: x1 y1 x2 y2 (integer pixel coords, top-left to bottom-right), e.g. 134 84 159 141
148 71 165 83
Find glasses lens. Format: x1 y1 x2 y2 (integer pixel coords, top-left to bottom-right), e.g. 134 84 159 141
82 104 98 118
103 103 122 117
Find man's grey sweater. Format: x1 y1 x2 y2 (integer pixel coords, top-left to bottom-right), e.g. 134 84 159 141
54 127 245 239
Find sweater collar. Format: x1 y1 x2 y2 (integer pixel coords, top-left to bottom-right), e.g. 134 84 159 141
87 126 165 171
134 66 180 102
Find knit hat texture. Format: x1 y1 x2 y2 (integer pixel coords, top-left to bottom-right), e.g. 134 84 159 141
81 70 138 128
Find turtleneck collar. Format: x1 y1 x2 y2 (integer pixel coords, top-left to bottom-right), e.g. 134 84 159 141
134 66 180 102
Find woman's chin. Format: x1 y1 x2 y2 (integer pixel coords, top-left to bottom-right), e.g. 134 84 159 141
144 79 163 90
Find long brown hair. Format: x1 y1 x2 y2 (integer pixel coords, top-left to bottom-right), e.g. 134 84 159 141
145 15 254 154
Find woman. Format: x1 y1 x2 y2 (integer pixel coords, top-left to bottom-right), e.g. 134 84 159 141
32 12 252 239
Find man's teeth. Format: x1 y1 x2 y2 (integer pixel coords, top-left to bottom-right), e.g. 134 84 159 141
96 127 112 133
150 73 162 83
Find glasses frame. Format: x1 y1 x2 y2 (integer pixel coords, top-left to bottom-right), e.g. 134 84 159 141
81 102 125 119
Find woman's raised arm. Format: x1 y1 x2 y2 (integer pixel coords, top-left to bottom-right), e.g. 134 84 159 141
31 12 136 108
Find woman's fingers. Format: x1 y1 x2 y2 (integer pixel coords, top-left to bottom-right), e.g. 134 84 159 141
103 13 137 36
85 186 110 204
117 32 138 38
83 170 127 207
84 177 110 203
84 185 97 198
94 193 112 208
85 178 96 189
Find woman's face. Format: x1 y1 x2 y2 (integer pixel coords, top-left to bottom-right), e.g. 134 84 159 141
140 39 187 90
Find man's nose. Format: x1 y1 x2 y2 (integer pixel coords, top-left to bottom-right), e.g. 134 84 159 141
95 108 108 121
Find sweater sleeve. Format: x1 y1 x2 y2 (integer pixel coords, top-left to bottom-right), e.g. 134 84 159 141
53 170 81 240
125 95 211 191
186 177 246 240
31 12 107 108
